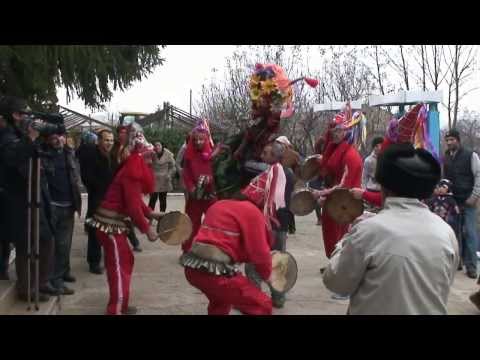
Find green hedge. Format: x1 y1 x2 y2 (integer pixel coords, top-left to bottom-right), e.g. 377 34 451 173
143 127 189 157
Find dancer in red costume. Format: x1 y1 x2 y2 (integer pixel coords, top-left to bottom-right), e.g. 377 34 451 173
87 133 163 315
182 119 221 253
181 164 286 315
313 107 363 259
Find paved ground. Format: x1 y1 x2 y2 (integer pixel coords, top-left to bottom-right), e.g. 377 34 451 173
59 195 480 315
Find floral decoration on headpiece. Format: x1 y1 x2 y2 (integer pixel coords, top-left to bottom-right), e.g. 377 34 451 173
249 63 318 119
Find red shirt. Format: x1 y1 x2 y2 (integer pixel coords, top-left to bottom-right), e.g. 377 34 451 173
193 199 273 281
100 153 153 234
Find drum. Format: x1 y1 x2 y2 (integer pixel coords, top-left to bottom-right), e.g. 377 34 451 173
324 188 364 225
281 148 300 169
244 251 298 294
269 250 298 293
156 211 193 246
300 155 321 182
290 188 316 216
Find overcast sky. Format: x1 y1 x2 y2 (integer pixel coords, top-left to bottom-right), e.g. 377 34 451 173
57 45 480 128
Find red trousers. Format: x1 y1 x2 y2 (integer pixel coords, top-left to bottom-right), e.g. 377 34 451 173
182 199 214 253
96 230 134 315
321 210 349 259
185 268 272 315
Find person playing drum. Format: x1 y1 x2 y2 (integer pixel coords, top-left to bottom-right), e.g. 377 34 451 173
350 104 427 209
180 157 289 315
212 63 318 199
86 134 164 315
323 144 458 315
312 104 363 261
181 119 222 253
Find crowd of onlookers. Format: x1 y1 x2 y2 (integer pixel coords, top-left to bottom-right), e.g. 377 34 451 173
0 95 182 303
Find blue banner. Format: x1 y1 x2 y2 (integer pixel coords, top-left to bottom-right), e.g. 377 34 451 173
427 110 440 160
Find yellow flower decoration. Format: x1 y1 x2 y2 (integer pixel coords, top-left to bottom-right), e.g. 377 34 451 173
250 88 261 101
261 79 277 95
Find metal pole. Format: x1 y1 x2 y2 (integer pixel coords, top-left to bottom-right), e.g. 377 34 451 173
190 89 192 116
26 158 33 310
34 156 40 310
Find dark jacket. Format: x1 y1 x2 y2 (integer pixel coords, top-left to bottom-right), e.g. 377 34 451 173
444 147 474 204
42 145 82 214
0 125 54 241
78 144 118 215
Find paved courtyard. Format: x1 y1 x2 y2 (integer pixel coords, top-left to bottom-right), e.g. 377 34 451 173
58 195 480 315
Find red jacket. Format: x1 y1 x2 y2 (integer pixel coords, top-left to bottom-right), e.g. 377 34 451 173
182 150 214 194
362 191 383 208
100 153 154 234
320 141 363 188
193 199 273 280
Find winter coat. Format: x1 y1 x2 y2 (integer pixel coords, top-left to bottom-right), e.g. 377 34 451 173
152 149 176 193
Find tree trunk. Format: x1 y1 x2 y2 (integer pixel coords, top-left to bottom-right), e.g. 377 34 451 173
400 45 410 90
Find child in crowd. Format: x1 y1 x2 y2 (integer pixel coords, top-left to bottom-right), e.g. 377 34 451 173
425 179 459 228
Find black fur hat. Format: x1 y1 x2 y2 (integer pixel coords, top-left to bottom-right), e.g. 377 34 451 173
375 143 441 199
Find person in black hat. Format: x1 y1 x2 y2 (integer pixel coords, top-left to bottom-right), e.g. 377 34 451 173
323 143 459 315
0 95 56 302
443 129 480 279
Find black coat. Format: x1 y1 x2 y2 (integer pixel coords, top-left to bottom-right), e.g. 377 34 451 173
78 144 118 216
0 125 54 243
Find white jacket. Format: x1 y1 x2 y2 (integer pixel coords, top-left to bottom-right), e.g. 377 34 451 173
323 197 459 315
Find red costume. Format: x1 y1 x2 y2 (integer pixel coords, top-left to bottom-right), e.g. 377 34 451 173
90 148 154 315
184 199 273 315
360 105 423 209
182 122 216 253
318 109 363 258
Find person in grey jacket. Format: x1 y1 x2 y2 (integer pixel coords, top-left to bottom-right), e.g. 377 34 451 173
149 142 176 212
323 144 459 315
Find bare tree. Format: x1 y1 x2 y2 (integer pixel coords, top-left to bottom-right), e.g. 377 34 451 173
444 45 478 129
381 45 414 91
454 110 480 153
425 45 448 90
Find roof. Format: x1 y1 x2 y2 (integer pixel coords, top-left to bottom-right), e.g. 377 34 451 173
59 106 114 130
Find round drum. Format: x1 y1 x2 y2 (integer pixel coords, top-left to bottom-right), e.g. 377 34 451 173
156 211 193 246
300 155 321 182
290 188 316 216
324 188 364 225
281 148 300 168
269 250 298 293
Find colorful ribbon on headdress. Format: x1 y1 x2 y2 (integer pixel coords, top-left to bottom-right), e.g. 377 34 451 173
329 102 368 148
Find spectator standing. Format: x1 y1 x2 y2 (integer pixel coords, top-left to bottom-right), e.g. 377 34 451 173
443 129 480 279
79 129 117 274
42 133 82 294
149 142 176 212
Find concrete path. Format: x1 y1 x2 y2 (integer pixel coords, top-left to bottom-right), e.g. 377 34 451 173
59 195 480 315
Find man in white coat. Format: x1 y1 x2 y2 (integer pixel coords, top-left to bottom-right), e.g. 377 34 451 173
323 143 459 315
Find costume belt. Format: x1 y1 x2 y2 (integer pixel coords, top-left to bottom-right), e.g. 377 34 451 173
85 207 130 234
180 243 239 277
